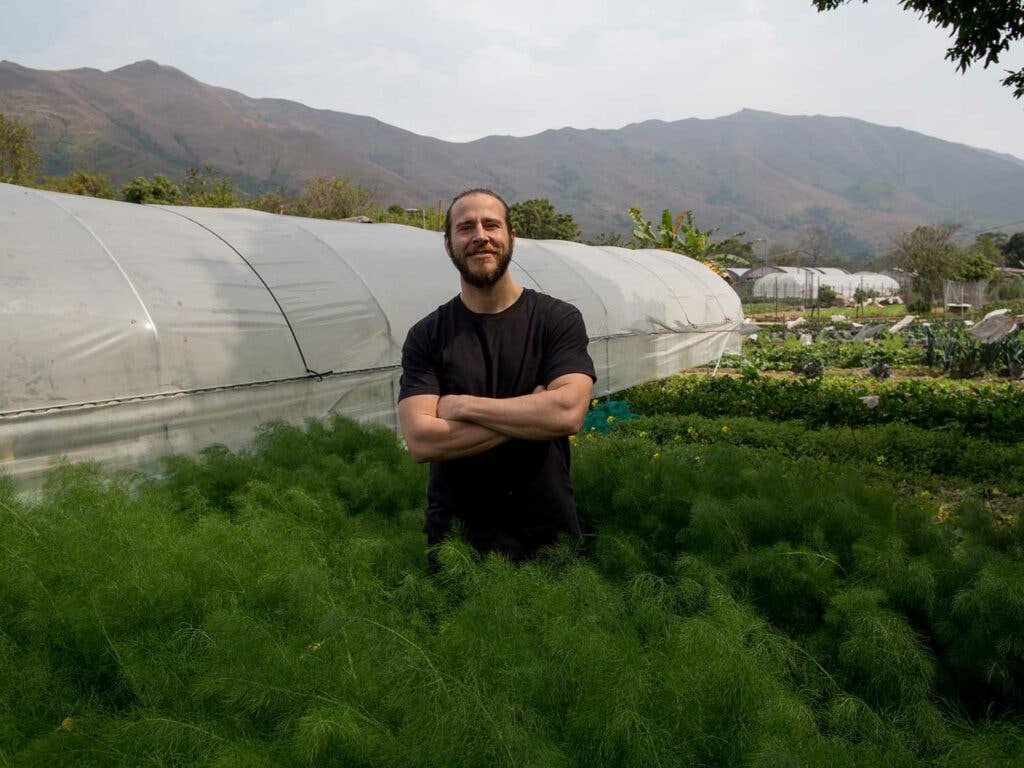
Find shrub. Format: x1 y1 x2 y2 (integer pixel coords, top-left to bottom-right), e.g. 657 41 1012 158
817 284 837 306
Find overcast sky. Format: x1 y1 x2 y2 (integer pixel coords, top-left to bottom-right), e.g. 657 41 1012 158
5 0 1024 158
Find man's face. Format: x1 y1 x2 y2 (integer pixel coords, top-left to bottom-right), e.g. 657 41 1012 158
445 193 514 288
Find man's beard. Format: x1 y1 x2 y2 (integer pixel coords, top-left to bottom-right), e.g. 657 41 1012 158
449 243 513 288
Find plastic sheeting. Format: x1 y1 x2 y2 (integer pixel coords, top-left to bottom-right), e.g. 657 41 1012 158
811 269 900 298
1 183 741 486
752 273 807 300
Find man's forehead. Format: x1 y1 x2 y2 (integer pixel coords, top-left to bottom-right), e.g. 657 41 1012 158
451 193 506 223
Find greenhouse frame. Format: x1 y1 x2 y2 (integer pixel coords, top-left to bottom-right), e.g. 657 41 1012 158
1 183 742 486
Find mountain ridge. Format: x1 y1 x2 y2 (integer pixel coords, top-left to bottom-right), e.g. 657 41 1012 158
3 59 1023 252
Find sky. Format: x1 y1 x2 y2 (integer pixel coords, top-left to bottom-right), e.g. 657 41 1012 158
4 0 1024 159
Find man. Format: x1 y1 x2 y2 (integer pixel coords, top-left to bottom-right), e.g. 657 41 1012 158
397 188 596 562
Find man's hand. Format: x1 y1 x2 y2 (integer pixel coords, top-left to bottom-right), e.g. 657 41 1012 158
438 385 545 422
436 394 465 421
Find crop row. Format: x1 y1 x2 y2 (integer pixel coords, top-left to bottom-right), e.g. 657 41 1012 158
725 335 921 371
605 413 1024 490
726 324 1024 378
618 373 1024 441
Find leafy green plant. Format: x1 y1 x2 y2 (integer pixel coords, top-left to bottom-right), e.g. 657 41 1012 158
923 325 1024 378
619 373 1024 440
628 207 747 272
121 173 182 204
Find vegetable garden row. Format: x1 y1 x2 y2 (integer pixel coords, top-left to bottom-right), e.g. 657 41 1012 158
1 374 1021 766
726 323 1024 379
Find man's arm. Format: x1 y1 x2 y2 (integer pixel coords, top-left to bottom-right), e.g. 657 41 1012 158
398 394 512 464
438 373 593 441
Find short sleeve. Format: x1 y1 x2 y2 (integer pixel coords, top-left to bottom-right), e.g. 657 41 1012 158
398 320 440 401
539 304 597 387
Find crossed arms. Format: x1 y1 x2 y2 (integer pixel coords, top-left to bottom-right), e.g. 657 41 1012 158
398 373 594 464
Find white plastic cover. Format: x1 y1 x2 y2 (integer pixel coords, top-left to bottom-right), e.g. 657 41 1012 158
1 184 741 486
753 273 806 300
811 269 900 298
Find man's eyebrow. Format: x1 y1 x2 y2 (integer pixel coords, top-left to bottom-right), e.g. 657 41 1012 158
455 215 504 227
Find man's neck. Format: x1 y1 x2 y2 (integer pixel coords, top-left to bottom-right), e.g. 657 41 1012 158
459 276 523 315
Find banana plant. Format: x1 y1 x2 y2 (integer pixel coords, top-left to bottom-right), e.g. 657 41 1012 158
628 207 748 274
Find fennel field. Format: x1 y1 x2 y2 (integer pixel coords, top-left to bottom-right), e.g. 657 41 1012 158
1 376 1023 767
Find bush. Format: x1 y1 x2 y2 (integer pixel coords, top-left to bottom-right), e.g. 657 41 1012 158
817 284 837 307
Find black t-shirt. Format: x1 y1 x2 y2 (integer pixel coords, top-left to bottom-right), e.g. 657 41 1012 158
398 287 597 556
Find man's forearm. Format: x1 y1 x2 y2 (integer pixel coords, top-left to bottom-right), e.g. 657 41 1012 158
407 415 511 463
456 390 578 440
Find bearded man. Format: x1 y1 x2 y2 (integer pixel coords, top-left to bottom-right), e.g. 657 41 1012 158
397 188 596 562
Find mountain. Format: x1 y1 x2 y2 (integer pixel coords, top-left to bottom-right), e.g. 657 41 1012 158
4 59 1024 252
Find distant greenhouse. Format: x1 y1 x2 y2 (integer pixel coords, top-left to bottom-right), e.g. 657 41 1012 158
810 269 900 298
740 265 901 301
0 183 742 486
751 272 809 300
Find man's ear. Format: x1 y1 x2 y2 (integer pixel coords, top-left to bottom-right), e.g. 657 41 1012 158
443 234 453 258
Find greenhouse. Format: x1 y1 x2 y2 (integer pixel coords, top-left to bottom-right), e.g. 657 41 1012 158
0 183 742 487
809 269 900 298
751 271 811 300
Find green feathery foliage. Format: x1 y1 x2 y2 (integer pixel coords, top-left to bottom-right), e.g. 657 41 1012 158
1 411 1022 766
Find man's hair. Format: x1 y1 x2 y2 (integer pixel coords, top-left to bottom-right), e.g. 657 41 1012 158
443 188 513 241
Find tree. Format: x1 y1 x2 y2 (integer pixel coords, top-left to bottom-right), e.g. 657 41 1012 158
812 1 1024 99
249 190 289 215
509 198 581 241
955 249 997 281
585 232 624 247
892 223 962 300
289 176 377 220
377 203 444 231
971 232 1004 269
181 166 240 208
800 224 833 265
1002 231 1024 267
0 113 41 184
40 170 117 199
771 245 801 267
715 236 756 265
121 174 181 204
629 207 747 272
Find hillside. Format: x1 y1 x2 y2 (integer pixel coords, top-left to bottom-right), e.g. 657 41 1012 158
3 59 1024 249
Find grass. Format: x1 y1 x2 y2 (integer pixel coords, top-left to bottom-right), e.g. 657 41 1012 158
0 410 1022 766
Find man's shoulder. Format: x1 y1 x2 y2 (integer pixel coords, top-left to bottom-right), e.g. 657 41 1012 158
407 296 459 338
527 288 574 312
529 290 583 322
